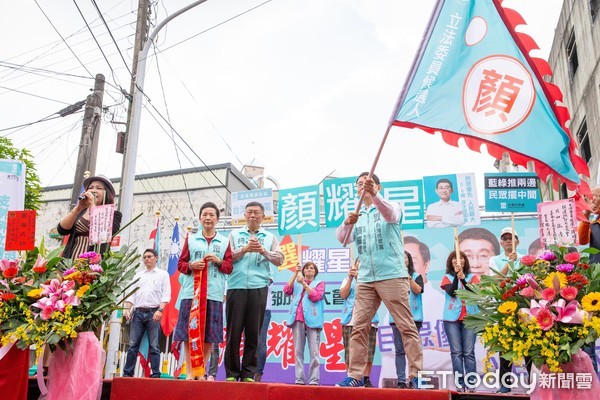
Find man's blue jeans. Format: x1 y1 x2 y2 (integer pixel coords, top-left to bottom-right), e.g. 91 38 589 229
124 309 161 378
256 309 271 375
443 320 477 388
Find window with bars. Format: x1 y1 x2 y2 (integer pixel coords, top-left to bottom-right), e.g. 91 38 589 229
576 119 592 163
566 29 578 82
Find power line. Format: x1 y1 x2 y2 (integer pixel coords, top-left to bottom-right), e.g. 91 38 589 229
141 101 231 211
89 0 134 77
0 85 73 106
157 0 274 54
154 50 196 216
71 0 118 82
34 0 94 78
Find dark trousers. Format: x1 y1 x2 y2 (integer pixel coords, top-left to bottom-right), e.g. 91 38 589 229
208 342 220 377
224 287 268 380
124 309 161 377
583 343 598 374
499 355 532 385
256 309 272 375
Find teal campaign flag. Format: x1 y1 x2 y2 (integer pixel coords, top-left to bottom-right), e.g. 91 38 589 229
484 172 540 213
277 185 320 235
391 0 588 190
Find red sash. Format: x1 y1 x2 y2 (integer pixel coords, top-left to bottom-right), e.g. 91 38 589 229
188 262 208 377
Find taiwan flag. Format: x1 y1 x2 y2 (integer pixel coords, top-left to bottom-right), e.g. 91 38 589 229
161 221 181 336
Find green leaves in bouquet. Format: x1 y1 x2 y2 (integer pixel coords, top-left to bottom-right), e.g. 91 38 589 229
76 246 140 332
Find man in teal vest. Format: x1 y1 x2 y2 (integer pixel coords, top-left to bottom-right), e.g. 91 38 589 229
335 172 423 388
225 201 284 382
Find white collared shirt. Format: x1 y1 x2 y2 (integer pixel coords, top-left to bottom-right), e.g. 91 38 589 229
426 200 465 228
130 267 171 308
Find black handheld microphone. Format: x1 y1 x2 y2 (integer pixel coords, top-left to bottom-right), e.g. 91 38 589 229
78 192 96 201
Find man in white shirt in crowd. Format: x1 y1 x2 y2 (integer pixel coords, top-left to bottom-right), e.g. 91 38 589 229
123 248 171 378
425 178 464 228
489 227 523 275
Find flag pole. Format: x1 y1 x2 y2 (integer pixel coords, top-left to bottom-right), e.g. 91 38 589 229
342 124 393 247
297 234 303 265
454 227 461 264
342 1 444 248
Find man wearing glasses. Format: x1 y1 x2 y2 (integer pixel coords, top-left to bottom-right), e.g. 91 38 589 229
225 202 284 382
123 248 171 378
335 173 423 388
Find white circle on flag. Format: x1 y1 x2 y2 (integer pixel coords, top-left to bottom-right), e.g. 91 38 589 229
462 55 535 134
465 16 487 46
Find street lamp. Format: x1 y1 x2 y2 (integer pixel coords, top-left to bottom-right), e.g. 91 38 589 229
105 0 210 378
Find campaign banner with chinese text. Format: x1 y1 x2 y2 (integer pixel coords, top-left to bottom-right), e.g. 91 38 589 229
214 217 560 386
231 188 274 225
423 173 480 228
537 199 578 248
278 185 320 235
0 159 26 259
322 177 357 228
484 172 540 212
323 177 426 230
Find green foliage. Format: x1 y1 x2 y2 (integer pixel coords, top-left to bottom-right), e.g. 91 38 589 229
0 137 43 210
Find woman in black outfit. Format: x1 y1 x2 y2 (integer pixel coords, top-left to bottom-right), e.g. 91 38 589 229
57 175 122 259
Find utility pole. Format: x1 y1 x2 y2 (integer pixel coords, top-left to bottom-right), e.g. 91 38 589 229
69 74 105 207
117 0 150 157
105 0 209 379
104 0 150 379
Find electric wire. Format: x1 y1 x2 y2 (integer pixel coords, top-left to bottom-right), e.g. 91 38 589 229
153 50 196 216
34 0 94 78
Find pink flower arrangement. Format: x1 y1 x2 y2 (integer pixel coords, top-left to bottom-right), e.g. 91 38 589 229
556 263 575 273
520 254 537 267
517 273 534 285
89 265 103 273
541 288 556 301
79 252 102 264
32 279 80 320
519 287 535 298
560 286 578 301
62 268 77 277
564 252 581 264
535 307 556 331
539 251 557 261
32 255 48 274
0 259 20 279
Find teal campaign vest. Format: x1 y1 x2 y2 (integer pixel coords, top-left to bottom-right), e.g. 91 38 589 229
286 279 325 329
353 203 407 283
185 230 229 302
228 227 275 289
442 273 479 321
409 272 423 322
340 278 379 326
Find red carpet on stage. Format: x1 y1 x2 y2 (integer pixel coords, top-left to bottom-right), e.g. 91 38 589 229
110 378 451 400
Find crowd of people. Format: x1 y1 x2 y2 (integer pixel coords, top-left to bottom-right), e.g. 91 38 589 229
57 173 599 391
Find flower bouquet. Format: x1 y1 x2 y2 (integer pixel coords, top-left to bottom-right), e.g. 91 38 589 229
457 245 600 373
1 243 139 354
1 242 139 400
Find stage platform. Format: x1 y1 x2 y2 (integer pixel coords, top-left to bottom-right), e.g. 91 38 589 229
27 377 530 400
